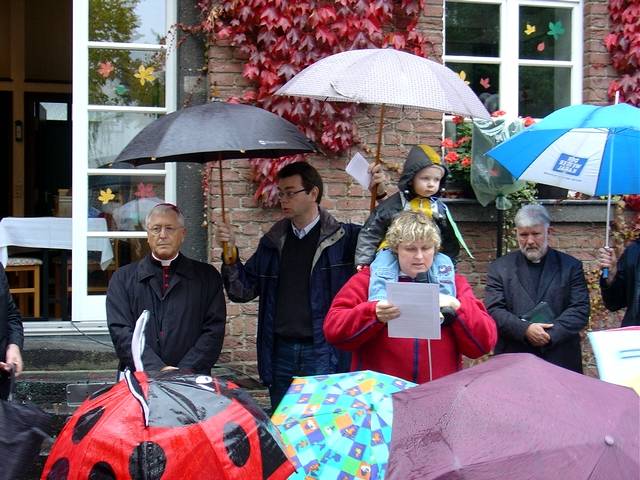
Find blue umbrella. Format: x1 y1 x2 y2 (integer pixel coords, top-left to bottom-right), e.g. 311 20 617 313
486 102 640 275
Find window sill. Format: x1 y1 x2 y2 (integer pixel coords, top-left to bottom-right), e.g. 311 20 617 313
443 198 612 223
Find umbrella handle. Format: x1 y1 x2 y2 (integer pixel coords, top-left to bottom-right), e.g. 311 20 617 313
217 157 234 264
222 241 233 264
369 105 386 212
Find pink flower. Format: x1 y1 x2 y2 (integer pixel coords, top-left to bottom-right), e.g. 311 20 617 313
523 116 536 127
452 115 465 125
491 110 507 118
455 136 471 147
445 151 459 164
461 156 472 168
441 138 456 149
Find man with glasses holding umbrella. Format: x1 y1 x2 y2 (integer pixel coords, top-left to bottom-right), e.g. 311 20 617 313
215 162 386 410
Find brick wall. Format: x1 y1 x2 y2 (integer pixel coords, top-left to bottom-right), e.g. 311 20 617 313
205 5 620 377
583 0 616 104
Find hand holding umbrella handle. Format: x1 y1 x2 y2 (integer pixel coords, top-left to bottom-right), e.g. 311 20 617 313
598 246 616 283
222 241 234 264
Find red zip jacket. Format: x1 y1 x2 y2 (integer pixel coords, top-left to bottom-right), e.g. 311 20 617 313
324 269 497 383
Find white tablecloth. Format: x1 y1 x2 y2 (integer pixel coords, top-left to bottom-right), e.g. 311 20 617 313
0 217 114 270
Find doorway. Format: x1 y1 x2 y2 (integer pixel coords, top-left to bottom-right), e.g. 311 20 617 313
0 92 12 219
23 92 72 217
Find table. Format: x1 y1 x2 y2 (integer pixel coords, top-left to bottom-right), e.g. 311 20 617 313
0 217 113 270
0 217 114 320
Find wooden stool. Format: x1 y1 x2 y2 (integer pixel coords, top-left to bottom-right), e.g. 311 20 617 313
6 257 42 317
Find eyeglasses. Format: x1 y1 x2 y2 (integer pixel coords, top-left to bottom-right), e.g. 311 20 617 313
147 225 183 236
278 188 307 200
277 188 307 200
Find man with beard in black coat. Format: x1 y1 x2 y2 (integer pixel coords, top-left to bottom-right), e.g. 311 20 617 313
107 203 226 374
484 204 589 373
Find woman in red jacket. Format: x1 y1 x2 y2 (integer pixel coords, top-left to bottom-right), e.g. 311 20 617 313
324 211 497 383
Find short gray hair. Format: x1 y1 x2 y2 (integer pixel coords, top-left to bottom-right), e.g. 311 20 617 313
514 204 551 228
145 203 185 228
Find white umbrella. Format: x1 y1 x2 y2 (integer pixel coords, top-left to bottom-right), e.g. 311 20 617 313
112 197 164 231
275 48 491 209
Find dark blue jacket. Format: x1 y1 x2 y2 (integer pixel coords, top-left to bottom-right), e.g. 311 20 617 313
221 207 360 386
600 239 640 326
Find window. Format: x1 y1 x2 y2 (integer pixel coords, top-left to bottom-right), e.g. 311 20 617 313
444 0 583 118
72 0 176 322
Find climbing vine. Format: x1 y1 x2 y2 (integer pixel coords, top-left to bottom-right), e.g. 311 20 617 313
188 0 430 206
605 0 640 104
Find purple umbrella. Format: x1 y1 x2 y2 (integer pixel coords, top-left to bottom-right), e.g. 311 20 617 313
387 353 639 480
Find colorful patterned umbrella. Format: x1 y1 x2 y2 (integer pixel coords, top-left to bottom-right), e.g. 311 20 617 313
271 370 416 480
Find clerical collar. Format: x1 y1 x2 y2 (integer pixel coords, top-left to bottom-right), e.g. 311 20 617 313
152 252 179 267
291 214 320 239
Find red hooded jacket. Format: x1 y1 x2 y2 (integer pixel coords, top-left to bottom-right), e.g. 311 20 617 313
324 270 497 383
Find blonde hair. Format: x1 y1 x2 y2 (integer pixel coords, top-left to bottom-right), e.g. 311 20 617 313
385 211 441 252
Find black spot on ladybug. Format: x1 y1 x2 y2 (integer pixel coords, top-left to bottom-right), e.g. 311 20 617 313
72 406 105 444
89 461 116 480
46 457 69 480
129 441 166 480
258 423 289 479
223 422 251 467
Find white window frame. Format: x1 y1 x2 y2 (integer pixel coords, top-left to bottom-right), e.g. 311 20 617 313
443 0 583 117
45 0 178 332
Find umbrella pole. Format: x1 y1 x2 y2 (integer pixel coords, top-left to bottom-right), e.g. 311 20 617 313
428 339 433 382
496 208 504 258
603 132 614 279
369 105 386 212
218 156 232 263
603 93 620 279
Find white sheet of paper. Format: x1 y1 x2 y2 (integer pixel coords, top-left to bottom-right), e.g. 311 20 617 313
588 328 640 386
386 282 441 339
345 152 372 189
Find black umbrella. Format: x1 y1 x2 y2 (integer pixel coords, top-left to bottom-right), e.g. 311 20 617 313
115 100 317 259
0 368 53 480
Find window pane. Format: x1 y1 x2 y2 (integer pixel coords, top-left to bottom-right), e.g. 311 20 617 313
39 102 68 121
519 7 572 61
88 111 159 167
445 3 500 57
89 175 166 231
87 239 150 295
89 48 166 107
446 62 500 114
519 66 571 117
89 0 166 44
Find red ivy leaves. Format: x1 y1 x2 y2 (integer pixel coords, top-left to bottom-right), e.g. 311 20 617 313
194 0 428 206
606 0 640 105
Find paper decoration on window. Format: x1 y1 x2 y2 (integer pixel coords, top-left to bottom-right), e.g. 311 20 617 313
524 24 536 36
97 61 114 78
547 21 565 40
458 71 470 86
115 84 128 96
98 188 116 205
134 65 156 86
480 78 491 89
537 42 545 52
134 182 156 198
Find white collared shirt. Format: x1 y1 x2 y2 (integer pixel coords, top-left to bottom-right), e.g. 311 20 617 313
291 214 320 239
152 252 179 267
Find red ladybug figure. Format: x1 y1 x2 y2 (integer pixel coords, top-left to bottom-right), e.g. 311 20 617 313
41 372 293 480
